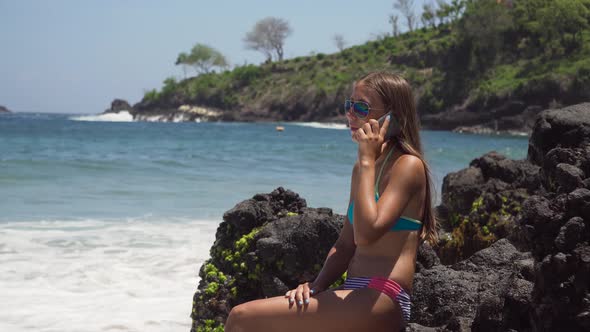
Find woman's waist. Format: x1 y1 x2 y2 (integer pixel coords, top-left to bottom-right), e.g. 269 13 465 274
346 253 416 293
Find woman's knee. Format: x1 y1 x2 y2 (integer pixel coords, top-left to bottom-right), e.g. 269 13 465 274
225 303 250 332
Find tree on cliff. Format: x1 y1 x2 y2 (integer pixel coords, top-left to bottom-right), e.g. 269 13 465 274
244 17 292 62
393 0 416 32
434 0 465 26
175 52 190 78
333 34 346 51
422 2 437 29
176 43 228 76
388 14 401 36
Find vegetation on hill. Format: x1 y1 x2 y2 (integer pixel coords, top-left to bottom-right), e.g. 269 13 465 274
136 0 590 127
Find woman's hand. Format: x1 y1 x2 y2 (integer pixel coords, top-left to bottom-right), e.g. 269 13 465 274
284 282 322 307
353 115 390 164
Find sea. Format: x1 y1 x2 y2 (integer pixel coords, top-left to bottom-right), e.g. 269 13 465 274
0 111 529 331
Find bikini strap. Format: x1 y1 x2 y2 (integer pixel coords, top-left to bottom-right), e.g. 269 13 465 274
375 147 395 195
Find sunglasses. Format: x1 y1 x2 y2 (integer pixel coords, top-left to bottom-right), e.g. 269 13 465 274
344 99 384 119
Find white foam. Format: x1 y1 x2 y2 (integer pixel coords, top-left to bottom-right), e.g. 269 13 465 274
172 114 191 123
135 114 167 122
290 122 348 130
0 218 218 332
70 111 134 122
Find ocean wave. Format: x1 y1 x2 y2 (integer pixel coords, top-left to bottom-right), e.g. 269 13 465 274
290 122 348 130
0 217 218 332
70 111 134 122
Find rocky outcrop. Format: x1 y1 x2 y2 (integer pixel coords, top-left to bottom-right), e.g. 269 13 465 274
190 188 343 331
435 150 540 264
103 99 133 114
134 104 224 122
419 103 590 331
526 103 590 172
102 99 226 122
411 239 535 331
422 101 544 136
190 103 590 331
0 105 11 113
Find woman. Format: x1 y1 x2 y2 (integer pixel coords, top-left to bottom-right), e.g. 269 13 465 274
225 71 438 332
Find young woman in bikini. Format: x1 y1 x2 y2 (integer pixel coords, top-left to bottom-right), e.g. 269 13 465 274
225 71 438 332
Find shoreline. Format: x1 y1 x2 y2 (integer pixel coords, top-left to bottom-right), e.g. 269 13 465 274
76 109 534 137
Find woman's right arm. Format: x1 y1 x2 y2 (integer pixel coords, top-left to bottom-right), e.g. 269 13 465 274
309 220 356 292
286 163 358 306
312 161 358 291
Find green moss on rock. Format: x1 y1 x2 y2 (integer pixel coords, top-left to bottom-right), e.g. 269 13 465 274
329 272 347 288
438 194 519 264
196 319 224 332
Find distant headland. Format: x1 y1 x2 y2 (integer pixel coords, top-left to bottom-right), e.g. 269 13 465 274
105 1 590 137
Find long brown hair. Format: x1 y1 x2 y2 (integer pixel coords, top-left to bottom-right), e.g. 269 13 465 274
358 71 439 246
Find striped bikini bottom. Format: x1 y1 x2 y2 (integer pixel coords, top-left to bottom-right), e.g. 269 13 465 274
342 276 411 326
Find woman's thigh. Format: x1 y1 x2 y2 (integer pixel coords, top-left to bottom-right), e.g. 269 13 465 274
225 288 403 332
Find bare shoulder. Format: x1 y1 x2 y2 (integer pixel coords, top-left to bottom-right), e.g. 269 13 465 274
391 154 426 192
395 154 425 172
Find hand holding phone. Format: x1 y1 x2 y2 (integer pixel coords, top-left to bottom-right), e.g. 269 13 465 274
377 112 399 140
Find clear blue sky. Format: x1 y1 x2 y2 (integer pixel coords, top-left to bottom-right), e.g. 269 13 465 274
0 0 427 114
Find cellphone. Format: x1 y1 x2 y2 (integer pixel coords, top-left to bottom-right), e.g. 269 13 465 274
377 112 400 140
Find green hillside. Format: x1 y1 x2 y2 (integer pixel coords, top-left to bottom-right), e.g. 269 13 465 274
134 0 590 130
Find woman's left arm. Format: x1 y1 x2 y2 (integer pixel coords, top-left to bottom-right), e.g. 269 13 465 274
353 117 422 245
354 155 422 245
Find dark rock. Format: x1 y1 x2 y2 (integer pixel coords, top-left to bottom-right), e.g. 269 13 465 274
260 276 289 298
437 150 538 264
520 195 565 258
554 163 585 193
472 295 504 332
104 99 132 113
413 239 533 330
554 217 586 252
405 323 438 332
255 209 342 285
191 188 341 331
416 242 440 272
0 105 11 113
567 188 590 221
513 257 536 282
452 238 530 272
545 147 579 170
469 151 541 191
501 277 534 331
441 166 485 216
528 103 590 167
412 265 481 326
442 316 473 332
427 104 590 330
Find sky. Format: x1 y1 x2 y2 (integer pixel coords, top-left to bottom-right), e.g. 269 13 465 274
0 0 428 114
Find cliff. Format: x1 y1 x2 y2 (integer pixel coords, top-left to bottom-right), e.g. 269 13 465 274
110 1 590 134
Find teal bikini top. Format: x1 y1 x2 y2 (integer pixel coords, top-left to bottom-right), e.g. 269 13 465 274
347 148 423 232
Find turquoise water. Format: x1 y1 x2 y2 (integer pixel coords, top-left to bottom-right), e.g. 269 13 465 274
0 112 529 331
0 112 529 221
